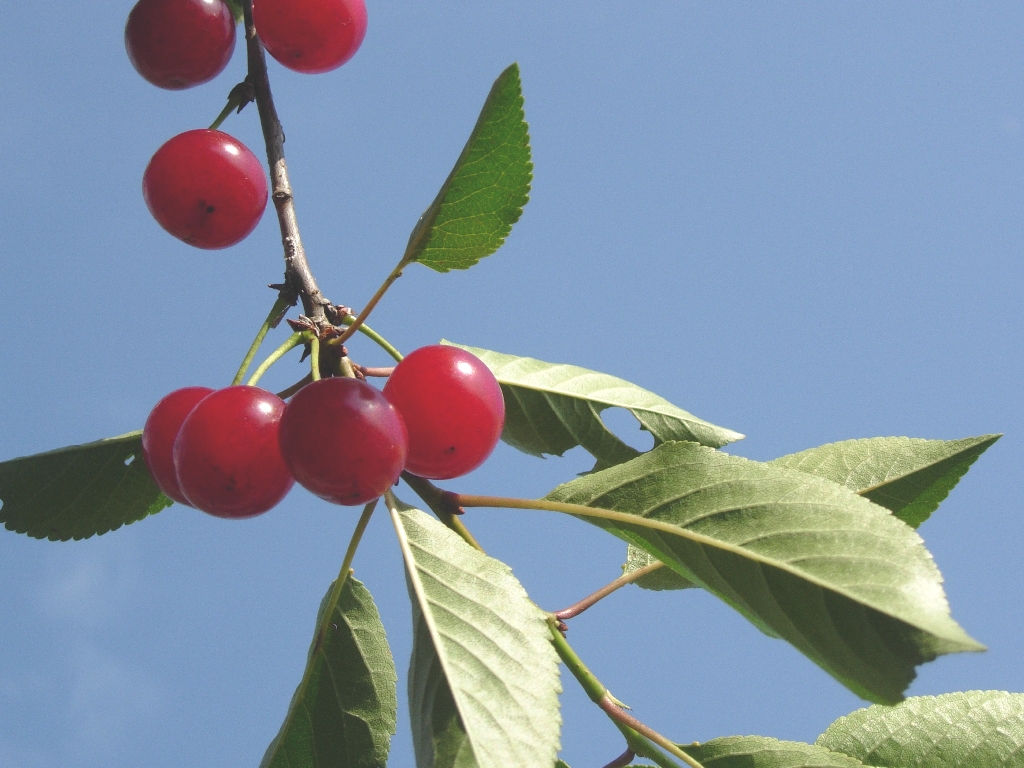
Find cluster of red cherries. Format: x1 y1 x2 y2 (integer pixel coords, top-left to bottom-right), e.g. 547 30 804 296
126 0 367 249
142 345 507 518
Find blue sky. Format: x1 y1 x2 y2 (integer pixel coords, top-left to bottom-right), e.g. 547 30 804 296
2 3 1023 767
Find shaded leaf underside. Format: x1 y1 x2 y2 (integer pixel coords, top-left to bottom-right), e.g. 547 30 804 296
678 735 865 767
261 577 398 768
445 343 742 472
404 63 532 273
392 500 561 768
817 691 1024 767
548 441 981 703
0 431 171 541
625 434 999 592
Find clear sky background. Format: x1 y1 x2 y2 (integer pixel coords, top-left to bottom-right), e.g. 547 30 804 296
2 3 1023 767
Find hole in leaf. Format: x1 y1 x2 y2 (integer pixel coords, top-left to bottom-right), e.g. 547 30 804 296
124 454 136 467
600 408 654 452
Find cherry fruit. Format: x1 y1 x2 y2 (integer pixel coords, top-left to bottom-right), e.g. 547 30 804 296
252 0 367 74
383 346 505 480
278 377 408 506
125 0 236 90
143 129 268 249
142 386 215 505
173 386 294 518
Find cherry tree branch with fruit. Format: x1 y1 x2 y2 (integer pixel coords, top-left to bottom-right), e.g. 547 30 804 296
1 2 1020 768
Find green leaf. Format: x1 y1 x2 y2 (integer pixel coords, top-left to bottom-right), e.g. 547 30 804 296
678 736 865 767
403 63 531 273
0 431 171 541
444 343 743 470
624 433 1000 593
770 435 1000 528
546 441 983 703
389 498 561 768
817 691 1024 767
261 576 398 768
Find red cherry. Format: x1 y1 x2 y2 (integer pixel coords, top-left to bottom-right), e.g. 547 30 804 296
142 129 268 250
173 386 294 518
125 0 236 90
252 0 367 74
383 346 505 480
278 377 408 506
142 386 215 505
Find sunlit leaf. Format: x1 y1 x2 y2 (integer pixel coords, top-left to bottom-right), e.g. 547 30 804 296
770 435 1000 528
547 442 983 703
445 343 742 471
390 498 561 768
0 431 171 541
817 691 1024 767
404 64 531 273
261 576 398 768
678 736 865 767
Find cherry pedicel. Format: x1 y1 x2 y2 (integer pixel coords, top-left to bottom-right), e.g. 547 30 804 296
253 0 367 74
173 386 294 518
142 386 215 506
142 129 268 250
125 0 236 90
383 345 505 480
279 377 408 506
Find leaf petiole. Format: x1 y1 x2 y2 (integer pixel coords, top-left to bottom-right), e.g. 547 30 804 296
333 261 407 348
554 561 665 621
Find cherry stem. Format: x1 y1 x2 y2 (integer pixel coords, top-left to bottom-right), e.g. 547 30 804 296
246 331 309 386
209 99 235 131
276 373 312 400
333 261 406 346
548 618 702 768
309 336 322 382
241 0 331 325
601 749 636 768
400 473 485 553
554 562 665 622
337 315 404 362
232 296 291 385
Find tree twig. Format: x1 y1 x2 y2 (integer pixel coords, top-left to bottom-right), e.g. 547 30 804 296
242 0 331 325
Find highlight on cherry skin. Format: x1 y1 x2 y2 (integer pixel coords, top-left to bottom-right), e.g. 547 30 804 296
173 386 294 518
278 377 409 506
142 386 215 506
252 0 367 74
383 345 505 480
142 129 268 249
125 0 236 90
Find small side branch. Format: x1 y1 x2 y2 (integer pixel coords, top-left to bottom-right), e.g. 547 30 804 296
241 0 330 325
